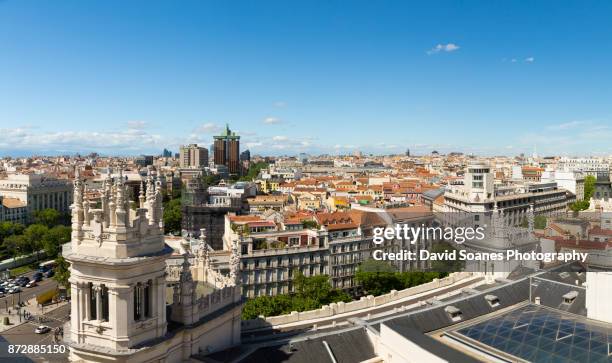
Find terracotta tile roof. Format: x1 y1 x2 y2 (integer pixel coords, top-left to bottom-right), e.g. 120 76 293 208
589 227 612 236
548 223 569 235
386 205 432 221
1 197 26 208
548 236 612 250
229 215 263 223
247 221 276 227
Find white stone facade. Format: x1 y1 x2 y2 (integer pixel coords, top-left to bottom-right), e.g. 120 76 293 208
64 169 241 363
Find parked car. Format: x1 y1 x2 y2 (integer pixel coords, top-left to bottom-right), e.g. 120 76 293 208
26 281 37 288
8 287 21 294
45 270 54 278
35 325 51 334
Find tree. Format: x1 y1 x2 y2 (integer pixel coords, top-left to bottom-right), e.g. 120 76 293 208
22 224 49 259
3 234 26 258
429 242 465 273
33 208 61 227
203 174 222 186
42 225 71 257
534 215 547 229
163 198 182 234
53 255 70 289
355 260 402 296
569 200 590 212
584 175 596 200
239 162 269 182
302 220 320 229
241 273 350 320
355 259 447 296
294 271 331 302
0 221 24 243
569 175 597 212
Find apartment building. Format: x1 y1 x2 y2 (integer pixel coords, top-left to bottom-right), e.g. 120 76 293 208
0 173 73 222
442 164 569 227
541 169 585 200
225 208 433 297
179 144 209 168
0 196 27 224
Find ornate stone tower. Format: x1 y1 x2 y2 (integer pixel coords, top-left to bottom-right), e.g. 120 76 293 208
65 168 173 362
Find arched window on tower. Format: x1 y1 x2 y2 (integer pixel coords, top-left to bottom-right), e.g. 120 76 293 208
144 280 152 318
134 283 142 321
89 282 97 320
100 284 109 322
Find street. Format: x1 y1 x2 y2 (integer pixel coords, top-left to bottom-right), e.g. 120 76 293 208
0 304 70 362
0 272 59 311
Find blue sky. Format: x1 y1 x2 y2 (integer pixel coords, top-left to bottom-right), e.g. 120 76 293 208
0 0 611 156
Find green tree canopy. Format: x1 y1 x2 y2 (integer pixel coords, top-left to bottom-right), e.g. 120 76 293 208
584 175 596 200
163 198 182 234
355 259 448 296
569 175 597 212
22 224 49 257
53 255 71 289
33 208 61 227
239 162 269 182
429 242 465 273
0 221 25 243
241 272 351 320
42 225 71 257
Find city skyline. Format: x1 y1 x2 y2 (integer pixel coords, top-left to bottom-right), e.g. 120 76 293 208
1 1 612 156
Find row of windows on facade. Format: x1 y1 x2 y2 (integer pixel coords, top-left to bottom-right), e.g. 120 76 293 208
29 192 70 210
87 281 153 322
247 265 327 283
243 277 356 297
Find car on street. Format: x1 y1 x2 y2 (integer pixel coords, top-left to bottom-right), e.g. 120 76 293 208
8 286 21 294
26 281 37 288
45 270 55 278
35 325 51 334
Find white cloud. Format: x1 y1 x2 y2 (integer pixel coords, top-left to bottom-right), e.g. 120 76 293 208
427 43 460 55
525 57 535 63
263 117 281 124
0 127 166 153
196 122 222 134
547 120 588 130
127 120 147 129
246 142 263 148
272 135 288 141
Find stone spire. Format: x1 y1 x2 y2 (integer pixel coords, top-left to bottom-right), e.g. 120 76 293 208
492 202 506 239
197 229 210 267
527 204 535 233
114 166 127 227
229 240 240 285
139 181 146 209
72 167 84 242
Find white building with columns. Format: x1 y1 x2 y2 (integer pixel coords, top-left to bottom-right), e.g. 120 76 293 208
64 169 241 363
